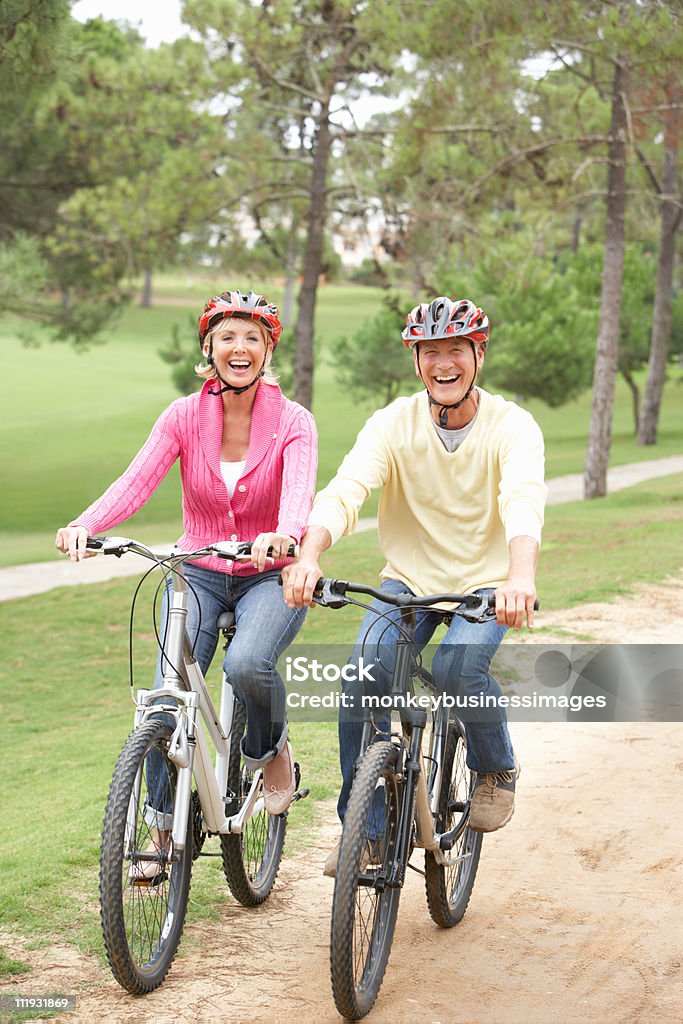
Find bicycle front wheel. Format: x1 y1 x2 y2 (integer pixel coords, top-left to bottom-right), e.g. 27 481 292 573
220 700 286 906
100 718 192 994
330 741 402 1021
424 721 482 927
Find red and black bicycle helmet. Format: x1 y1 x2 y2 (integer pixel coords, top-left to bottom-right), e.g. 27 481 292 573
403 296 489 427
198 290 283 348
402 297 489 348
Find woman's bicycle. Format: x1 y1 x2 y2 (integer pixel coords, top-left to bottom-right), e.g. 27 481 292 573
88 535 309 994
313 577 536 1021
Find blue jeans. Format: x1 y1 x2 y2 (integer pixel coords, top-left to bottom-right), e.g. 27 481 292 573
337 579 514 827
146 563 306 828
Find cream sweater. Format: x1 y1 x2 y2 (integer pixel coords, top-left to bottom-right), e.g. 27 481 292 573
309 388 547 597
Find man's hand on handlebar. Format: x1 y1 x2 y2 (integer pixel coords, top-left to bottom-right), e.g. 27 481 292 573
55 525 95 562
281 556 323 608
494 575 538 630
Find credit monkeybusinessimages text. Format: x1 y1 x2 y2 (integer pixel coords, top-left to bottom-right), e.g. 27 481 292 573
283 657 607 713
286 691 608 711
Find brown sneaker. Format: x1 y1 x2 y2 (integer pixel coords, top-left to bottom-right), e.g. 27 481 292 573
323 840 341 878
469 757 521 833
323 837 383 878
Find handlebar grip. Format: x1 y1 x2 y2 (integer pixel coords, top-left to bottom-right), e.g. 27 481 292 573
85 536 105 550
224 541 299 561
486 594 540 610
262 542 298 559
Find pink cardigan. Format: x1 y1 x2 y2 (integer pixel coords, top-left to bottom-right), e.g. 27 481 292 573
70 380 318 575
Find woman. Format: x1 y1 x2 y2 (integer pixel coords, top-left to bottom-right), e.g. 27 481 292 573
56 290 318 834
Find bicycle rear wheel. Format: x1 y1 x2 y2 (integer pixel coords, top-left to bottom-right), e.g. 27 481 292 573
100 718 192 993
424 721 482 927
220 700 286 906
330 741 402 1021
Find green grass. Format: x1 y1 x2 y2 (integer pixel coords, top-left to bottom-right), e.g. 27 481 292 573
0 949 30 979
536 472 683 609
1 273 682 566
1 471 682 962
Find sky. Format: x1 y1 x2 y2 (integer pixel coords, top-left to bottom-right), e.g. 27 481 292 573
72 0 187 47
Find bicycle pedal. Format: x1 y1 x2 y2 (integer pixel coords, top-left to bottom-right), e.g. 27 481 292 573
129 871 168 888
291 787 310 803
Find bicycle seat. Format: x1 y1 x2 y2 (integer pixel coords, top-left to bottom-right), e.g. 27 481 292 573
217 612 236 631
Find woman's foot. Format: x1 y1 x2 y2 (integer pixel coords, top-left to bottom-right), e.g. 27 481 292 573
129 827 170 882
263 742 296 815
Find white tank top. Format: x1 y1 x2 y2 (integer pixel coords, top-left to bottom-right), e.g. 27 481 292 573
220 460 246 499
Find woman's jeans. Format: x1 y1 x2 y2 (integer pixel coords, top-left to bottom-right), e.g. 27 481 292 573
337 579 514 829
145 563 306 830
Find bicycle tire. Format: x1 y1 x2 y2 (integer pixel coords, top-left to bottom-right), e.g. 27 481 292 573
100 718 192 994
220 700 286 906
424 721 482 927
330 741 402 1021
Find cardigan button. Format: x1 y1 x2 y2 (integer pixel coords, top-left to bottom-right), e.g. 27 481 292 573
272 433 277 439
238 484 246 492
231 534 237 541
228 511 234 518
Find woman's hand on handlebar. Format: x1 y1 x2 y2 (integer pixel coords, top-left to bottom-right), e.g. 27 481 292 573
250 532 296 573
281 555 323 608
55 525 94 562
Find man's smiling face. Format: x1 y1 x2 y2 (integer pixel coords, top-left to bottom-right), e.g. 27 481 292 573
413 336 484 405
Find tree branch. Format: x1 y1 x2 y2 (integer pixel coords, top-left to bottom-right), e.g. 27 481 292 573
459 133 608 202
249 53 322 103
634 146 662 194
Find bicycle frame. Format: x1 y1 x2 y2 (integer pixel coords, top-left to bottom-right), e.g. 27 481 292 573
131 557 263 852
354 608 475 883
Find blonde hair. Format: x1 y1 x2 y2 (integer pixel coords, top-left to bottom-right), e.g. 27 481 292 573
195 317 279 385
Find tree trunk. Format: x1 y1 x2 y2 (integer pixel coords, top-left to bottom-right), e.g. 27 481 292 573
583 60 630 500
140 268 153 308
620 367 640 436
293 97 332 409
282 236 298 327
637 125 680 445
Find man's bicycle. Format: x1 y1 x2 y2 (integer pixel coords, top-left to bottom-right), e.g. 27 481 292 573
313 577 536 1021
87 535 309 995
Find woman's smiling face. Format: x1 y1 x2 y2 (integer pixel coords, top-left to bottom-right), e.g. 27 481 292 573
205 316 271 384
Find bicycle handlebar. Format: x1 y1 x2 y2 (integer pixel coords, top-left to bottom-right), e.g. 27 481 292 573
84 536 299 562
311 577 539 621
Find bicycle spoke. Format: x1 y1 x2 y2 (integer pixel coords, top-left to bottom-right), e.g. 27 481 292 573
101 720 192 993
425 723 482 928
331 742 402 1019
221 703 286 905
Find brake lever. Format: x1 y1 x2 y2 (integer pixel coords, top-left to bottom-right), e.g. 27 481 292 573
86 535 132 558
457 597 497 623
312 578 348 609
212 541 299 561
458 594 540 623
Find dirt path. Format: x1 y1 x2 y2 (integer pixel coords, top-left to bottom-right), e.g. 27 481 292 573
2 585 682 1024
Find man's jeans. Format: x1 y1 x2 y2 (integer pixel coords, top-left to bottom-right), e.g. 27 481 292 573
337 578 514 827
146 563 306 829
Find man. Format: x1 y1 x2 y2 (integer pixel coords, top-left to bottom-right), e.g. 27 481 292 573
282 296 546 875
